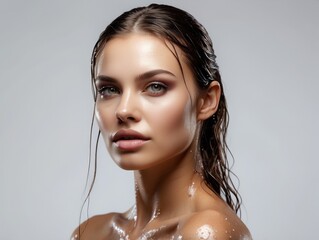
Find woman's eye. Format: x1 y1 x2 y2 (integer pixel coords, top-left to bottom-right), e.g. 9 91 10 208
145 83 167 95
98 86 120 98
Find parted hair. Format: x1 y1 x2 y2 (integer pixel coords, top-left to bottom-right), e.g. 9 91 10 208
89 3 241 214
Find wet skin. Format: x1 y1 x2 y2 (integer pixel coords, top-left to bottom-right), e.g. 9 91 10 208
72 33 252 240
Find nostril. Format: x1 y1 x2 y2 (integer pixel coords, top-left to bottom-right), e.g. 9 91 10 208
116 110 138 124
115 97 141 123
117 117 124 124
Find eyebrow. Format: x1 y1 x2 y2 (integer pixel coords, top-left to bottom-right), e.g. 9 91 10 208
95 69 176 82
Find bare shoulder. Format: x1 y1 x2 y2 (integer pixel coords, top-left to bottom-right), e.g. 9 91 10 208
70 212 117 240
179 209 252 240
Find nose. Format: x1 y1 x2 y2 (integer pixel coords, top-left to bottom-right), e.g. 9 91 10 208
116 90 141 124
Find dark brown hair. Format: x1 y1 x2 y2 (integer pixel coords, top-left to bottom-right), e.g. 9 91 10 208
86 3 241 217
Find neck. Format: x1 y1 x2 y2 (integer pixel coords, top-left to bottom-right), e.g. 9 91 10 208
132 147 202 228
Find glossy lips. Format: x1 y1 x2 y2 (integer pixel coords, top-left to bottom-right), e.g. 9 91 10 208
112 129 150 151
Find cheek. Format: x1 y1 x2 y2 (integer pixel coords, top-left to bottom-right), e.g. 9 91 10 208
146 96 197 142
95 102 116 138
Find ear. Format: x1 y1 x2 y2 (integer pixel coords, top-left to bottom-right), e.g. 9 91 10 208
197 81 221 121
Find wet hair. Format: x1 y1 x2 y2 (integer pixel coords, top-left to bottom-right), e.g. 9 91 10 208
86 3 241 219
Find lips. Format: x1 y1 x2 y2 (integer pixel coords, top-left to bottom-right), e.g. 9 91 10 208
112 129 150 151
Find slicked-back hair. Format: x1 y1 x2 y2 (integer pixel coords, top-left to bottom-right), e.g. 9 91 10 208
89 3 241 214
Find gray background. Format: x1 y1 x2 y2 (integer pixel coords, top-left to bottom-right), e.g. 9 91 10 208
1 0 318 239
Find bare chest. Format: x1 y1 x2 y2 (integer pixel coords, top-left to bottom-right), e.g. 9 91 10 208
109 219 181 240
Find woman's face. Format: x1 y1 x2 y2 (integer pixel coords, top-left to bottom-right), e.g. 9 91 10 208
95 33 200 170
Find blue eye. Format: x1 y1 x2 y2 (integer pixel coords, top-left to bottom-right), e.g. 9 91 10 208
98 86 120 98
145 83 167 95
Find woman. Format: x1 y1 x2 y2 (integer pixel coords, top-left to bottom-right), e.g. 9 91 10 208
72 3 252 240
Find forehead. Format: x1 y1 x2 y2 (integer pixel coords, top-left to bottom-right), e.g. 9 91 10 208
95 33 193 81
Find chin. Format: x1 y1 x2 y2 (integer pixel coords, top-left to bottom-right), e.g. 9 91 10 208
116 162 155 171
112 154 170 171
111 154 154 171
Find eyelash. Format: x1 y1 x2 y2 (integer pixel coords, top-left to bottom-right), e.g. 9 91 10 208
96 82 168 98
97 86 120 98
144 82 168 96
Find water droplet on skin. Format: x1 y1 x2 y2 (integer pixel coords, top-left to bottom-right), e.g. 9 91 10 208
140 229 158 240
71 234 78 240
188 182 196 197
151 208 161 221
196 224 216 240
243 235 252 240
128 205 137 221
112 222 127 239
140 226 166 240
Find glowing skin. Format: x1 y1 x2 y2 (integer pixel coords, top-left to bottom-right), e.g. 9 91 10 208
188 181 196 197
95 33 199 171
70 234 78 240
71 33 252 240
112 221 127 239
196 225 216 240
